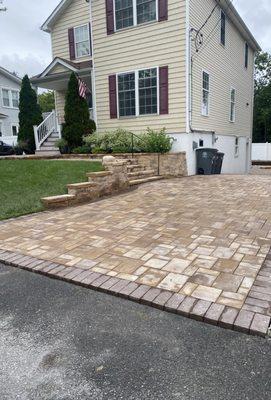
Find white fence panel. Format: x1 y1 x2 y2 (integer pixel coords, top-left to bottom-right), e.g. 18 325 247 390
251 143 271 161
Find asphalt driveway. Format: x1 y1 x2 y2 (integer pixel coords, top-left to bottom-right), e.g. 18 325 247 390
0 263 270 400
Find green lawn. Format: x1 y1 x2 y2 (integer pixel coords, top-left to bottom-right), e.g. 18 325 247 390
0 159 103 220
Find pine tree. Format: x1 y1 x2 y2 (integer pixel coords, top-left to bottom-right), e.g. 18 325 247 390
18 75 43 153
62 72 96 149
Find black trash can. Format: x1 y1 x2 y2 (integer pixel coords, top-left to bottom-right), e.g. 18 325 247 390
212 152 224 174
196 148 218 175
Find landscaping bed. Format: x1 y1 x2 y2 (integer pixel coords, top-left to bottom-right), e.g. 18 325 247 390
0 159 102 220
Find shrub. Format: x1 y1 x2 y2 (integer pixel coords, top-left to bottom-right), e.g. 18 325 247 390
72 145 92 154
55 138 69 154
139 128 173 153
62 73 96 149
18 75 43 153
84 129 135 153
84 127 173 154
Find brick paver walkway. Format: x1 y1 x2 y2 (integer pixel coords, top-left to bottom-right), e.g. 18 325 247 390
0 175 270 336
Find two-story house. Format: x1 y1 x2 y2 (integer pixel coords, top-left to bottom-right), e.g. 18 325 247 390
0 66 21 146
32 0 260 175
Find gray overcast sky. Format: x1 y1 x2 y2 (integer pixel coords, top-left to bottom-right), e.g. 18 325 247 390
0 0 270 77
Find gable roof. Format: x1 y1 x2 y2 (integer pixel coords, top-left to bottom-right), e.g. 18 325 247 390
41 0 260 51
41 0 74 33
0 66 22 84
32 57 92 80
217 0 261 51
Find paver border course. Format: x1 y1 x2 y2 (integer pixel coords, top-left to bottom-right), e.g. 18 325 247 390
1 249 270 338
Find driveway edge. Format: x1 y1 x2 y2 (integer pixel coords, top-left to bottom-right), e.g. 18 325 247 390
0 249 270 338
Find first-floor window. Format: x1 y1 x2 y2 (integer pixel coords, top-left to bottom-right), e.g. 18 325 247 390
139 68 157 114
118 72 136 117
230 88 236 122
234 137 239 157
118 67 158 117
202 71 210 116
11 124 19 136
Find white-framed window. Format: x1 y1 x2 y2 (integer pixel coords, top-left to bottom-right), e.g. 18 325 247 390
11 90 19 108
230 87 236 122
117 67 158 117
234 137 239 157
244 42 249 69
220 10 226 46
2 89 10 107
1 88 19 109
11 124 19 136
114 0 157 31
201 71 210 116
74 24 90 58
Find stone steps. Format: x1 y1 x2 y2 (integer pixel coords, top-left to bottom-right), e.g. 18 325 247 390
128 169 156 179
41 194 76 208
129 176 164 186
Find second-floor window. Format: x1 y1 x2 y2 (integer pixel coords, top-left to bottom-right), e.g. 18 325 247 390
2 88 19 108
202 71 210 116
115 0 157 31
220 10 226 46
118 67 158 117
245 42 249 69
74 25 90 58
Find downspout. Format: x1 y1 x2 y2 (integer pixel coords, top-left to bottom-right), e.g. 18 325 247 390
87 0 97 127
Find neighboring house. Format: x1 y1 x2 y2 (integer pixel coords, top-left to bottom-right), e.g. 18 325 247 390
0 66 21 146
32 0 260 174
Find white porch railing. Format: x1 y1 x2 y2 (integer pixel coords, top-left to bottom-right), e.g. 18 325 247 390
34 110 60 150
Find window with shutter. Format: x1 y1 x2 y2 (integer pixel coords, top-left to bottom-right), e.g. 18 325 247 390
111 66 168 118
109 75 118 118
68 28 76 60
159 66 168 114
107 0 167 34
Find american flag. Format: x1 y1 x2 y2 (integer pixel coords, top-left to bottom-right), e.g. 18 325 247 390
78 77 88 99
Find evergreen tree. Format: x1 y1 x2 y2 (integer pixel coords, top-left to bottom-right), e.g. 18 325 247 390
62 72 96 149
18 75 43 153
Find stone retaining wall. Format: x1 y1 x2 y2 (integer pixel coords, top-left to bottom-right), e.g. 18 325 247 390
2 152 187 177
91 152 187 177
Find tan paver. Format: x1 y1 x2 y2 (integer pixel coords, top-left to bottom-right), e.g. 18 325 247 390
1 175 271 335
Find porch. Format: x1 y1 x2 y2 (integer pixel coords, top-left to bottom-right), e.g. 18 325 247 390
31 57 93 154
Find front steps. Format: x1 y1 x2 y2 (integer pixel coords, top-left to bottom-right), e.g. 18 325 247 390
35 131 60 156
126 160 160 185
41 157 163 209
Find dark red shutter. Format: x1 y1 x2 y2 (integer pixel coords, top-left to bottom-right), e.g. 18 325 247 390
106 0 115 35
88 23 92 55
158 0 168 22
109 75 117 118
68 28 75 60
159 66 168 115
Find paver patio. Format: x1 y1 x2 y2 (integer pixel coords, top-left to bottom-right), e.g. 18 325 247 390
0 175 271 335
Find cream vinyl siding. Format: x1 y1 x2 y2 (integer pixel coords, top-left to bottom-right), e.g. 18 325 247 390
55 91 66 123
190 0 254 137
92 0 187 133
48 64 70 75
51 0 91 63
